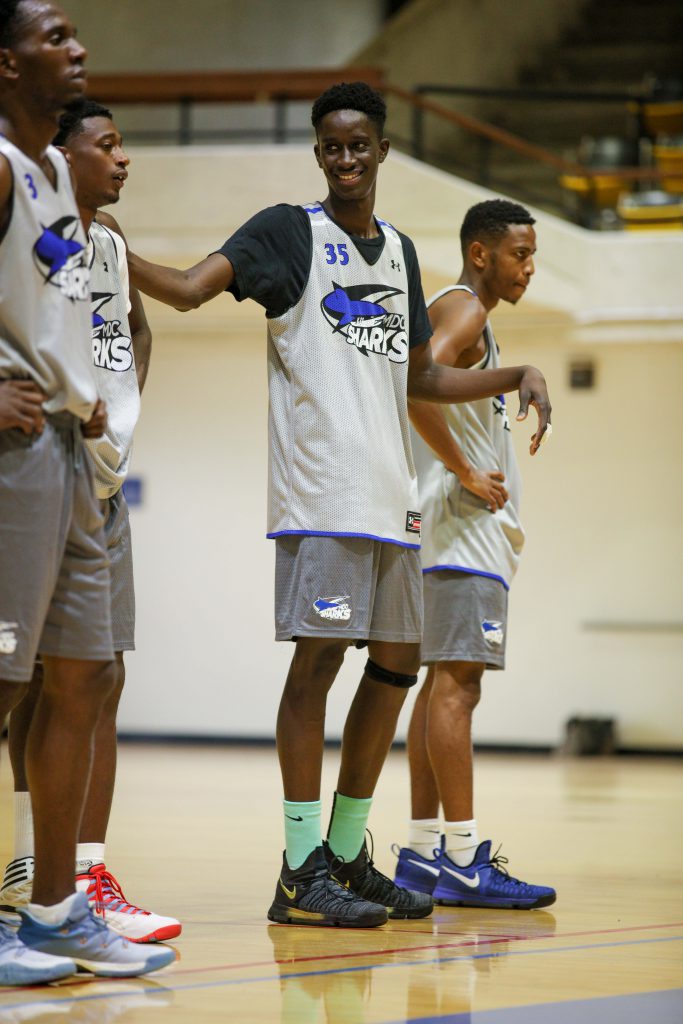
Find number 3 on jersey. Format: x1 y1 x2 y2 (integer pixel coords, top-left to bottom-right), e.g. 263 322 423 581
324 242 349 266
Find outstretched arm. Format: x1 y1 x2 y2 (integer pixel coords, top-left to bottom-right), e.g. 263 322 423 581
127 250 234 312
408 339 551 455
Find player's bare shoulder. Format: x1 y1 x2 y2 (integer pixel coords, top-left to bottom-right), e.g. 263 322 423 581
95 209 126 246
429 286 487 367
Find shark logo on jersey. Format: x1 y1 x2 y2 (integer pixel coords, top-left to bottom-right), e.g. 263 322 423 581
91 292 133 372
32 216 88 302
481 620 504 646
313 596 352 622
493 395 511 432
321 283 408 363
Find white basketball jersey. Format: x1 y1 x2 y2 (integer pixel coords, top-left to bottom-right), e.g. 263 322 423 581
266 203 421 548
0 138 95 419
85 221 140 500
412 285 524 588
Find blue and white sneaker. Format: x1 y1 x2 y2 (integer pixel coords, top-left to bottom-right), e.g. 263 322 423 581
392 842 443 895
433 840 556 909
0 919 76 985
18 893 176 977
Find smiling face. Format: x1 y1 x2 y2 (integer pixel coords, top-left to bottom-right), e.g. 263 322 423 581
476 223 537 305
314 108 389 205
2 1 87 114
65 116 129 211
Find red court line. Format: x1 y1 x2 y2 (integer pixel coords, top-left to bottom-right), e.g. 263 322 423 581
169 919 683 978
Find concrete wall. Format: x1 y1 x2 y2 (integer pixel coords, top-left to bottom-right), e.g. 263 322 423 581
113 144 683 750
66 0 384 141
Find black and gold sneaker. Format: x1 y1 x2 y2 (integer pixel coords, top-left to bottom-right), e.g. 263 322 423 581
267 847 388 928
325 836 433 920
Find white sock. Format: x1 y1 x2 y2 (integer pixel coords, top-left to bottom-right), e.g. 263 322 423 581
408 818 441 859
444 819 479 866
27 892 78 926
76 843 106 873
13 792 34 860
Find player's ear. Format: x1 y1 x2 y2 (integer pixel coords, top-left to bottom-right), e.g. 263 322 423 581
55 145 72 167
378 138 390 163
313 141 322 168
470 241 487 270
0 47 19 81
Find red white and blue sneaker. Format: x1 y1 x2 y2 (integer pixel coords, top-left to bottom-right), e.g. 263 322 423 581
433 840 556 910
392 840 443 896
76 863 182 943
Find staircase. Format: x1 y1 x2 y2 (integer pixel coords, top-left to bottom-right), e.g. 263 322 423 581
481 0 683 214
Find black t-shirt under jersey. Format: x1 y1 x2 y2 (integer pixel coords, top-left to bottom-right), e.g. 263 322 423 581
217 203 432 348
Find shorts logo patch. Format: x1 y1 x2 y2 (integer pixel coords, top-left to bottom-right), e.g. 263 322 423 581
481 619 504 646
313 596 352 622
0 622 18 655
406 511 422 535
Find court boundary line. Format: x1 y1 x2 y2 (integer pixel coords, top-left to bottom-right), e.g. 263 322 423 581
1 932 682 1010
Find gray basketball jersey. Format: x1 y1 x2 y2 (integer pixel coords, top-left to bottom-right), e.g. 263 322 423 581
266 203 420 548
0 139 95 419
85 221 140 500
412 284 524 588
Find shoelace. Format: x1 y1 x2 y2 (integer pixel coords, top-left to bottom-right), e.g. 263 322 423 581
346 832 417 908
489 846 532 891
81 868 150 919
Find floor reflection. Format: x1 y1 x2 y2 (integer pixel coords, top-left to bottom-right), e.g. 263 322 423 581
268 908 557 1023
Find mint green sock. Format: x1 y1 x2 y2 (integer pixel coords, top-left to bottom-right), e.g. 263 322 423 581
327 792 373 862
284 800 322 869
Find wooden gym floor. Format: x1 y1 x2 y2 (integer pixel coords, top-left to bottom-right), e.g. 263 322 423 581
0 744 682 1022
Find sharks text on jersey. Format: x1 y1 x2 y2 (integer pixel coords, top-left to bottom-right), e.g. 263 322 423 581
92 292 133 372
321 282 408 363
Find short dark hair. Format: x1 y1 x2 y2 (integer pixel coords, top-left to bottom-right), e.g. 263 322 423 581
460 199 535 253
0 0 23 47
311 81 386 137
53 97 113 146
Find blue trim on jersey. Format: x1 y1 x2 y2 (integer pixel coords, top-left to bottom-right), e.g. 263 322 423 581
267 529 420 551
304 203 324 216
422 563 510 591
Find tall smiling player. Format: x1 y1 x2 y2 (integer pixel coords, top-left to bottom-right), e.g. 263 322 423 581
126 82 551 927
0 0 173 982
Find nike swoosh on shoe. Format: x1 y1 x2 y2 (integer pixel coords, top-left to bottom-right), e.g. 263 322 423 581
441 866 480 888
408 859 440 876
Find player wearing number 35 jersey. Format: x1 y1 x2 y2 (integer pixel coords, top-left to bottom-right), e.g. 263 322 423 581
126 81 552 929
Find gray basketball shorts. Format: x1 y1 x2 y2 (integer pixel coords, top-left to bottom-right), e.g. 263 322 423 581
0 414 113 683
274 535 423 644
102 488 135 653
421 569 509 669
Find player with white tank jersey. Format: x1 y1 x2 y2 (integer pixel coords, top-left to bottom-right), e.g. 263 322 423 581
125 83 551 928
1 97 181 945
394 199 556 910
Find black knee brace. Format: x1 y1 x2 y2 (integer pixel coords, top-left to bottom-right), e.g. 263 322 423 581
365 658 418 689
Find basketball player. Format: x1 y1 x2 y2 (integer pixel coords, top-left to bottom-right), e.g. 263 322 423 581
0 97 181 944
125 82 551 927
0 0 174 982
394 199 556 909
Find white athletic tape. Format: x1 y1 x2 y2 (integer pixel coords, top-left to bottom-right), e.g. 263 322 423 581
541 423 553 445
